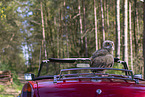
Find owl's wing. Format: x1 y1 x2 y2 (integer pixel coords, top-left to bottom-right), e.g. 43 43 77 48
90 49 109 59
91 54 114 68
104 54 114 68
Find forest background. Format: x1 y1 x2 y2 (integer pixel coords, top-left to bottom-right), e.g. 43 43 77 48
0 0 145 88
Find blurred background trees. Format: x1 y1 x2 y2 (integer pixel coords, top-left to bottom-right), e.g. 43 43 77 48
0 0 144 75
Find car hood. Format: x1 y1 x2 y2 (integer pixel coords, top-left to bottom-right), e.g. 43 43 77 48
30 79 145 97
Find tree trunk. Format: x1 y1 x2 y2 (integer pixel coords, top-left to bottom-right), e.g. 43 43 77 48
123 0 128 67
115 0 120 58
63 0 69 58
83 0 88 57
40 1 47 60
54 16 60 58
106 0 109 27
136 8 140 51
39 45 42 69
129 1 134 73
94 0 98 50
134 0 138 55
100 0 105 41
78 0 84 57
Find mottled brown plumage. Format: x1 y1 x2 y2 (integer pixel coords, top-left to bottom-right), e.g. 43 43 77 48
90 40 114 68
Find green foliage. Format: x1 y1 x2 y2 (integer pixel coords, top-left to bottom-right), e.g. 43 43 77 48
0 63 10 71
0 95 14 97
11 71 20 84
133 52 144 75
0 0 26 73
105 63 125 75
0 85 5 92
0 72 24 97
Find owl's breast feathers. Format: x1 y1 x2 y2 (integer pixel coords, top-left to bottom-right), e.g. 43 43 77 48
90 48 114 68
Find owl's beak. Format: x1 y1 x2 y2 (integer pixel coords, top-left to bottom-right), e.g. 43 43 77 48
111 42 114 50
112 46 114 50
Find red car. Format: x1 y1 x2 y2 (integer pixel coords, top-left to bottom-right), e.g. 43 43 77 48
20 58 145 97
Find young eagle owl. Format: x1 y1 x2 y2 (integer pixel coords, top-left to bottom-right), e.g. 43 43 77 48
90 40 114 68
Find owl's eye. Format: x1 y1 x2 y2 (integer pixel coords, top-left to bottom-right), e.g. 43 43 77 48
107 43 110 45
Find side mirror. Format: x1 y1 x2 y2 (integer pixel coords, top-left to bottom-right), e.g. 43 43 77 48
134 74 142 79
24 73 35 81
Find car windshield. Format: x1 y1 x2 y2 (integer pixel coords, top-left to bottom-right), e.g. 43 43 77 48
39 62 76 76
38 58 132 79
39 58 90 76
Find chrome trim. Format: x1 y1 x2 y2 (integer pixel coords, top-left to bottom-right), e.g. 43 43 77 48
59 76 133 81
28 82 34 97
61 67 132 72
96 89 102 94
21 82 34 97
60 67 134 80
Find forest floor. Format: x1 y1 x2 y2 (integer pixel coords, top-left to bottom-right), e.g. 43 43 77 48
0 73 26 97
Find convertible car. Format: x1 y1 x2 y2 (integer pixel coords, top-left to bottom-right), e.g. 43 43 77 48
20 58 145 97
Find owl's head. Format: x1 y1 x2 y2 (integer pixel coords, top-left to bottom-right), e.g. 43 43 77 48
103 40 114 50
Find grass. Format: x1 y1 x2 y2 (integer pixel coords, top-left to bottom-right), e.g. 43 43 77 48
0 83 23 97
0 95 15 97
0 72 25 97
12 82 24 93
0 85 4 93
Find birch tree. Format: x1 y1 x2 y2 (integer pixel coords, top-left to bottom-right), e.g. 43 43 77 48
100 0 105 41
40 1 47 60
94 0 98 50
115 0 120 58
106 0 109 27
129 1 134 73
123 0 129 67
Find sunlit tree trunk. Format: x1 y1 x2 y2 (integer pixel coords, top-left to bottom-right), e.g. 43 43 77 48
123 0 128 67
100 0 105 41
106 0 109 27
129 1 134 73
44 1 48 32
115 0 120 58
94 0 98 50
40 1 47 60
